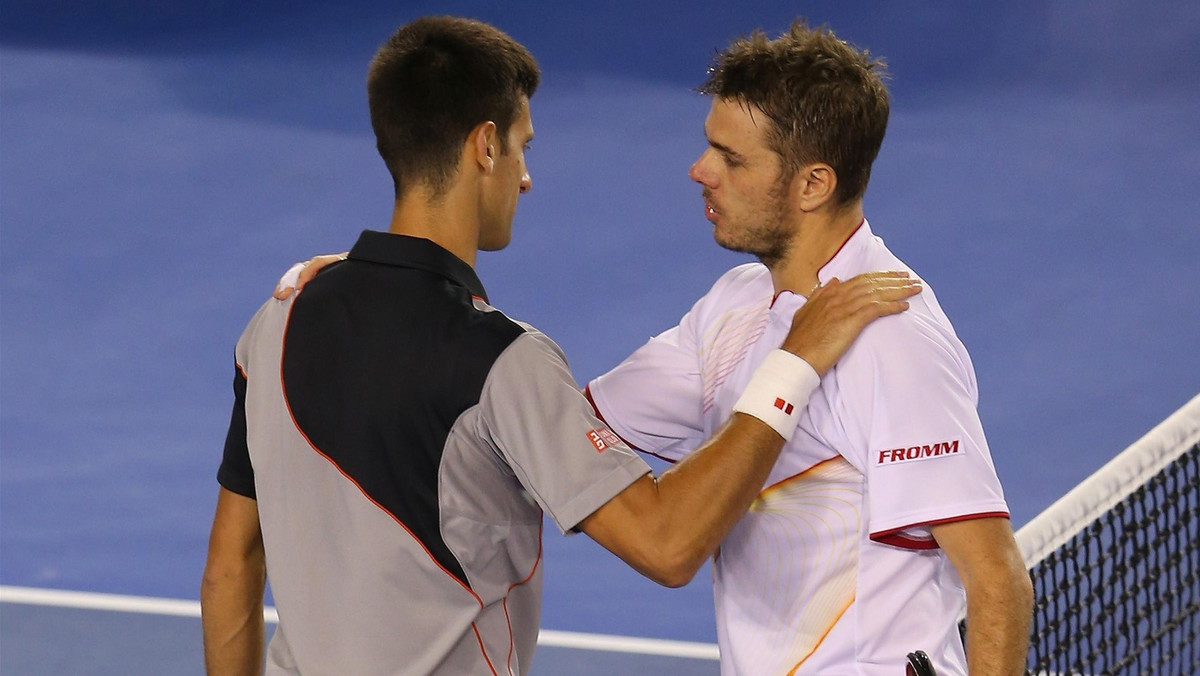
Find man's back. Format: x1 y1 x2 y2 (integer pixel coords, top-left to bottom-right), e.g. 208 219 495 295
224 231 650 675
235 232 534 674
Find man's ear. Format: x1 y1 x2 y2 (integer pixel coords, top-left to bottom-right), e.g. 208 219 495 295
792 162 837 212
468 121 498 174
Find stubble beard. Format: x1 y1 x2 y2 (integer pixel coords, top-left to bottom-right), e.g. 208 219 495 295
713 188 793 269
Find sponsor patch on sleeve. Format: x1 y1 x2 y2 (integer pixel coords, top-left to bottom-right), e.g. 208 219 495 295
874 439 962 466
587 427 622 453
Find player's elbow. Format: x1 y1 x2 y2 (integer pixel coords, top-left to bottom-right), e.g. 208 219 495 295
641 563 697 588
635 542 705 588
201 551 266 602
996 546 1033 606
1011 562 1034 615
200 562 239 604
650 561 700 588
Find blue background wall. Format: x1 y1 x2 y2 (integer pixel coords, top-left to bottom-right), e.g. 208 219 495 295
3 0 1198 644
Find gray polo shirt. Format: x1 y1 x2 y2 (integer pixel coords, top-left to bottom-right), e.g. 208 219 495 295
218 231 650 675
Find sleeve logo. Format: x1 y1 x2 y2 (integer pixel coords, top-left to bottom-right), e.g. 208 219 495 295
587 427 622 453
875 439 961 466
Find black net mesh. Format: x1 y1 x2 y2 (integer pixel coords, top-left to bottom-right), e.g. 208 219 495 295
1021 442 1200 675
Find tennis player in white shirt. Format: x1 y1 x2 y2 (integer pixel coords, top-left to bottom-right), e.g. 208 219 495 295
586 22 1032 676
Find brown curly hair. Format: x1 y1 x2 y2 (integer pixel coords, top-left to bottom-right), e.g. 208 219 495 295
699 21 889 205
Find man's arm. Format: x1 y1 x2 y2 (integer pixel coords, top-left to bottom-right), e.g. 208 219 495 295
931 517 1033 676
579 273 921 586
201 487 267 676
277 258 920 586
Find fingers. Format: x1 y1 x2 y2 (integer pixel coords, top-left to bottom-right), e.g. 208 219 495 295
271 253 348 300
273 262 306 300
780 270 922 375
814 272 921 316
296 253 348 291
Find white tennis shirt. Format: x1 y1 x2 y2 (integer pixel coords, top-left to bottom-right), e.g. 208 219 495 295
589 221 1009 675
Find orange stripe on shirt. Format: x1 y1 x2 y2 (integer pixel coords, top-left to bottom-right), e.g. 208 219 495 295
786 594 856 675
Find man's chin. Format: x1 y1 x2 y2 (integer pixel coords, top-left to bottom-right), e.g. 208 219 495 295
714 233 785 266
713 231 752 255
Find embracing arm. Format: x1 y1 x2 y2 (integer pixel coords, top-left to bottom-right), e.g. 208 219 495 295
932 517 1033 676
579 413 785 586
277 257 922 588
579 273 922 586
201 487 267 676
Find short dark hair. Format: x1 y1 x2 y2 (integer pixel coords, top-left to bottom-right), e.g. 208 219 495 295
699 21 889 205
367 17 540 199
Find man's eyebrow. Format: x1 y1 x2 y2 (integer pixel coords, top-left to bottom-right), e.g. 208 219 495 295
709 138 742 160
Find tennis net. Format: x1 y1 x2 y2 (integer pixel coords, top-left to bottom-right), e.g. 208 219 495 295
1013 394 1200 675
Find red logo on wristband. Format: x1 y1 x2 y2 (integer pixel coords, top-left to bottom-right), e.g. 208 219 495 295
774 398 795 415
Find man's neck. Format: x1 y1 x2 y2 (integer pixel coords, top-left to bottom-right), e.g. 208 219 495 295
386 185 480 268
768 203 864 297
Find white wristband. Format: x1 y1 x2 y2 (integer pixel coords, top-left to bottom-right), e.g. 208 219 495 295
731 350 820 441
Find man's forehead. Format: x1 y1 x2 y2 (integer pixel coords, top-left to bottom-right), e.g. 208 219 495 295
512 96 534 135
705 97 769 144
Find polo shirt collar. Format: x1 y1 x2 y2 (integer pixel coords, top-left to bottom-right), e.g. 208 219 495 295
817 218 872 286
347 230 489 302
769 219 873 319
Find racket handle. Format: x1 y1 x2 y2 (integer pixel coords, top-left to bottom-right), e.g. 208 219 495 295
905 650 937 676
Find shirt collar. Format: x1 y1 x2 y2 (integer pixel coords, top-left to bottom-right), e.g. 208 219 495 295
769 219 873 318
347 230 489 302
817 218 872 286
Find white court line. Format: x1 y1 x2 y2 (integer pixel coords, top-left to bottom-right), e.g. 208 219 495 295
0 585 719 661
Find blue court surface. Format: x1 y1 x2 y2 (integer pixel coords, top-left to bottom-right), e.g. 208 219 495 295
2 2 1198 674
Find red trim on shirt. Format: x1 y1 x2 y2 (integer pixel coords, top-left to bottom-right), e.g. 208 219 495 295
503 520 543 674
470 623 500 676
821 218 866 273
768 219 866 308
582 385 674 463
870 511 1011 550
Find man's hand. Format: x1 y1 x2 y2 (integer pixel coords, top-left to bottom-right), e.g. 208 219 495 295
272 253 348 300
782 272 921 375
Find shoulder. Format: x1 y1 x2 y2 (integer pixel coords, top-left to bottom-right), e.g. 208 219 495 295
682 262 772 329
836 279 976 403
711 262 771 297
235 296 293 366
466 299 576 377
